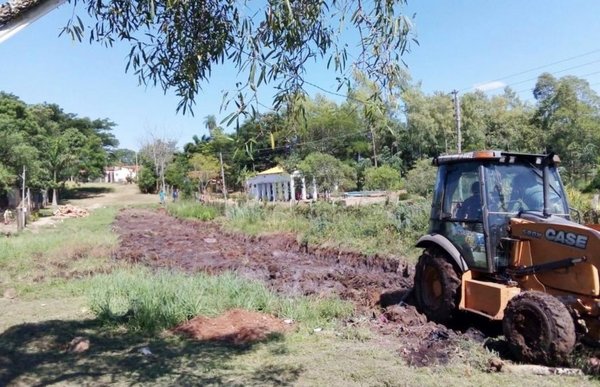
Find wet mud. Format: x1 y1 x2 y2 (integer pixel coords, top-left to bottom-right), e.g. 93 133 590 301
113 208 478 365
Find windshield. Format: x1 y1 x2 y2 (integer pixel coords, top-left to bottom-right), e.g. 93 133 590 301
484 163 569 216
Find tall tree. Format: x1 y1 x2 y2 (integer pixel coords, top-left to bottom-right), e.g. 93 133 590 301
533 73 600 182
44 130 81 205
139 135 177 191
298 152 356 194
204 115 222 138
188 154 221 196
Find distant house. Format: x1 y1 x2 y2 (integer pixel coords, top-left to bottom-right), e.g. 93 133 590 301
105 166 139 183
246 166 314 201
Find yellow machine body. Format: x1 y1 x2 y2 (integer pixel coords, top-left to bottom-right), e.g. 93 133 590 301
458 217 600 330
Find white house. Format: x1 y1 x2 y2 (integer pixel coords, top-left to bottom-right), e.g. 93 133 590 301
105 166 138 183
246 166 315 201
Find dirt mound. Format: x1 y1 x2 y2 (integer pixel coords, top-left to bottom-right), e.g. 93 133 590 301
172 309 290 345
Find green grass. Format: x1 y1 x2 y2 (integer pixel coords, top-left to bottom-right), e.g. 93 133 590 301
0 207 120 299
223 203 309 235
223 200 430 261
166 200 224 220
87 268 353 334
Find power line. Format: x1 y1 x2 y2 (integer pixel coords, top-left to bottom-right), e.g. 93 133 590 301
500 59 600 90
459 48 600 92
511 69 600 97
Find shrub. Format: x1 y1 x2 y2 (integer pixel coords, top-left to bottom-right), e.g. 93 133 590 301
225 203 266 223
404 158 436 197
137 167 157 194
294 201 428 258
584 169 600 193
392 198 430 241
363 165 403 191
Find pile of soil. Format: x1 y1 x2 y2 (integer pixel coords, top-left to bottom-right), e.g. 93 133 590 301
172 309 290 345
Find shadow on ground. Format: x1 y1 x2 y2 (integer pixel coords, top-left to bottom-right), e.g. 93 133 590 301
0 318 301 386
61 186 115 200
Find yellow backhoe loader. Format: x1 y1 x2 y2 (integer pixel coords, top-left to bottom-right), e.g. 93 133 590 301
414 150 600 365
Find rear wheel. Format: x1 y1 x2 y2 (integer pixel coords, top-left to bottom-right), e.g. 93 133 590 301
414 250 461 323
503 291 575 365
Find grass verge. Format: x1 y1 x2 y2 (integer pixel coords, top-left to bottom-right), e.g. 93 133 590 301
0 207 120 299
87 268 353 333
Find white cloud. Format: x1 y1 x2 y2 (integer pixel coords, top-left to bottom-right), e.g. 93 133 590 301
473 81 506 92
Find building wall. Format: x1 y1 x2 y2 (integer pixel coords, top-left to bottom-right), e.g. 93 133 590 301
105 166 138 183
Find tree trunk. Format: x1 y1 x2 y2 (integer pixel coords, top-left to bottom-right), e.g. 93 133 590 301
52 170 58 206
370 127 378 168
52 188 58 206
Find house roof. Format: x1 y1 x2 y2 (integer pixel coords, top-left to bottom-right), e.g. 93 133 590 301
257 166 287 175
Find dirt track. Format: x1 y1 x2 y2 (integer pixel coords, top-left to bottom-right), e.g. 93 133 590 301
113 208 478 365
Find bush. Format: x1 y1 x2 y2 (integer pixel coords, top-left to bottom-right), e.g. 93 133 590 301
392 198 430 241
566 186 592 213
584 169 600 193
137 167 157 194
225 203 266 223
293 201 428 258
363 165 403 191
404 158 436 197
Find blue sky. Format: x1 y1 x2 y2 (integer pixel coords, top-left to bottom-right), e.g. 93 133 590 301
1 1 600 151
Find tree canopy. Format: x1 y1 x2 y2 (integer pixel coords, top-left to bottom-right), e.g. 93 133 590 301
0 92 118 202
52 0 415 116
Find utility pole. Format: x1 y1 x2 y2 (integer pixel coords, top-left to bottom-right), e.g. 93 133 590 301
17 166 26 231
219 152 227 202
452 90 462 153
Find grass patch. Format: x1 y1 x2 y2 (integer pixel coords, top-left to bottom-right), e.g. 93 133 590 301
87 268 353 334
223 200 430 261
223 203 309 235
0 207 121 299
166 200 224 220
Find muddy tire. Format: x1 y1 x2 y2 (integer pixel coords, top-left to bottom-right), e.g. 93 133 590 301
414 250 461 323
503 291 575 365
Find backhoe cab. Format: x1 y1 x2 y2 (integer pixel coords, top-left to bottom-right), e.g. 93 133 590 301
414 150 600 365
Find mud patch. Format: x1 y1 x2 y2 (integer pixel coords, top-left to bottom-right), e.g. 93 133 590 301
113 208 413 312
375 304 460 366
172 309 289 345
113 208 474 367
403 328 460 366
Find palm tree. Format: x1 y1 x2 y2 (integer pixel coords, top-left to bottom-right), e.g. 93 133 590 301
204 115 218 138
204 115 226 139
